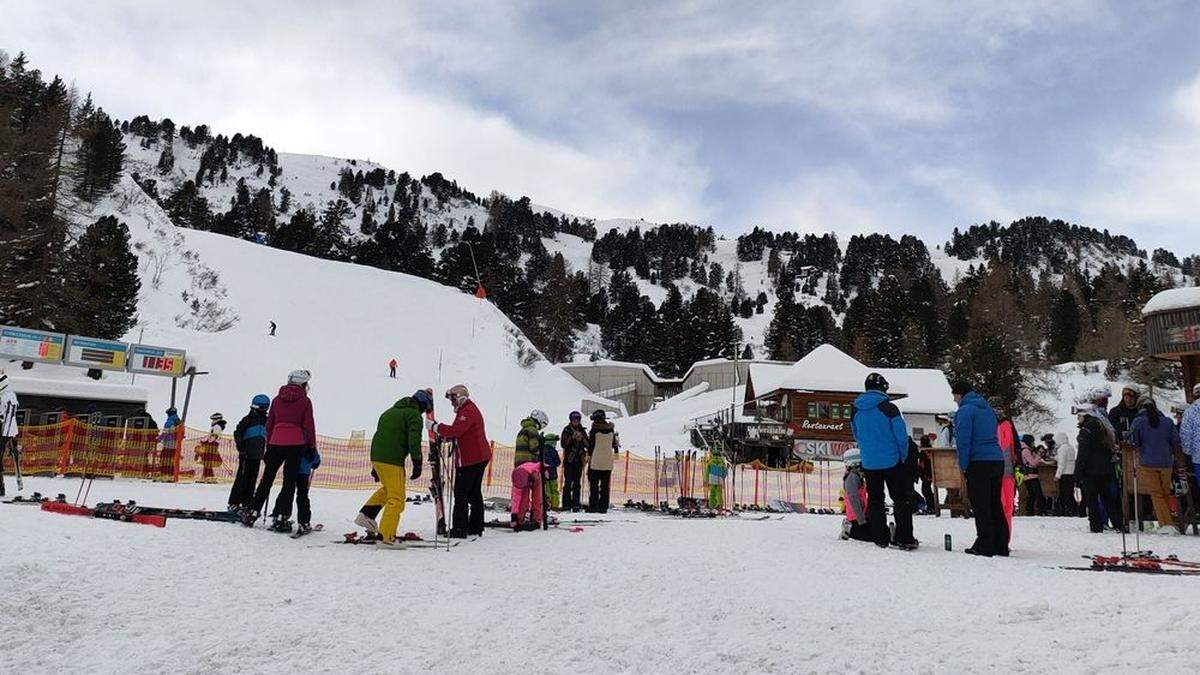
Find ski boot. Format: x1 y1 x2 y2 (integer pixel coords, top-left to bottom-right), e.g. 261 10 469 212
354 512 380 535
269 516 294 533
240 510 259 527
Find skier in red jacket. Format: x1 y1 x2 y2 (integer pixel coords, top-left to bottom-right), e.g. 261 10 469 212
434 384 492 538
242 369 316 531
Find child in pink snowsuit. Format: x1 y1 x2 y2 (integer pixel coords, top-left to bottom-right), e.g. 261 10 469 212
510 461 544 528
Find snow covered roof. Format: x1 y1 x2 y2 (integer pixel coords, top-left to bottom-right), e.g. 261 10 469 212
878 368 955 414
8 375 149 404
1143 287 1200 316
560 359 663 382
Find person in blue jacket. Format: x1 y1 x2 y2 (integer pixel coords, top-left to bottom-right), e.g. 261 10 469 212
850 373 917 549
293 444 322 535
229 395 270 512
952 380 1008 557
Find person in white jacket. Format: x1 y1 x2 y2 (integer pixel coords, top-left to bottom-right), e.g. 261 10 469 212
1047 432 1077 516
1180 384 1200 494
0 372 22 495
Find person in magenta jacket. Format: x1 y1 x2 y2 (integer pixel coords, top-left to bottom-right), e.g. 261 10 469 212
434 384 491 538
242 369 316 530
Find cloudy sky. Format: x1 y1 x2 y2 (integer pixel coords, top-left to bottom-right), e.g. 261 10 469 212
3 1 1199 253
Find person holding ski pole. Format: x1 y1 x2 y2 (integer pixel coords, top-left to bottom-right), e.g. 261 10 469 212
560 412 588 512
243 369 316 531
357 390 427 548
951 380 1007 557
229 395 269 512
435 385 491 538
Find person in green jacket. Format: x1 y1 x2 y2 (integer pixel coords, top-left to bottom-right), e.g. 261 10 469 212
513 409 549 466
357 390 428 548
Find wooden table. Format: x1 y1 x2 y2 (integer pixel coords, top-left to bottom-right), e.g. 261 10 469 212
927 447 970 517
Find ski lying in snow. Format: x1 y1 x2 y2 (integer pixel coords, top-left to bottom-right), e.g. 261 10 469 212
337 531 459 548
94 501 243 523
1060 555 1200 575
2 492 49 505
290 524 324 539
41 500 166 527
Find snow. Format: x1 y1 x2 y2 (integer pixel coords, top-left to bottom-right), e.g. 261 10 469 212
4 475 1200 673
880 368 956 414
618 385 746 450
1143 287 1200 316
74 175 603 442
7 373 149 404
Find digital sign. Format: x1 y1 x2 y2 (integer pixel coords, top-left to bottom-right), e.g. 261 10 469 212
64 335 129 371
0 325 66 363
128 344 187 378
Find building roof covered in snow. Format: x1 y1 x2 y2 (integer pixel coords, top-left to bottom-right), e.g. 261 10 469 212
8 374 149 403
878 368 956 414
1143 287 1200 316
748 344 911 398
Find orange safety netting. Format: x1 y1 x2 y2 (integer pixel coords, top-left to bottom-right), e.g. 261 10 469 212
12 421 843 508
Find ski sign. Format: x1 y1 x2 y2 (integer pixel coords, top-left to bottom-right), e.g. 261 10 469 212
0 325 66 363
64 335 129 371
128 344 187 377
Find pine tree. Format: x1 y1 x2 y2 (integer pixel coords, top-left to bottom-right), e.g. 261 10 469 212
534 253 581 362
73 108 126 201
156 141 174 175
1047 289 1082 363
62 216 140 338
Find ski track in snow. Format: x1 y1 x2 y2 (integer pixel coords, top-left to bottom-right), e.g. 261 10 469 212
3 477 1199 674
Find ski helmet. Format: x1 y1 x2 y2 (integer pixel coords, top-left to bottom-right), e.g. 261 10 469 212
529 409 549 429
843 448 862 468
590 409 607 422
950 380 973 397
210 412 225 422
569 410 582 422
166 407 177 416
288 369 311 385
1088 386 1111 403
864 372 889 393
412 389 432 411
251 394 270 410
1137 394 1155 410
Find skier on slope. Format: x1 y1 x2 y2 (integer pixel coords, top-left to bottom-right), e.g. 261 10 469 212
585 410 620 514
228 395 270 512
242 369 316 531
388 359 397 378
434 385 491 538
560 412 588 512
849 373 917 550
952 380 1007 557
356 390 427 548
839 449 873 542
0 372 21 496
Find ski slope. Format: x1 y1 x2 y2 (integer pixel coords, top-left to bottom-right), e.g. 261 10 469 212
33 174 606 440
3 476 1199 674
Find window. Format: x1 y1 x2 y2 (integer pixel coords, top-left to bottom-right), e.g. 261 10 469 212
842 404 853 419
806 402 818 418
817 402 831 419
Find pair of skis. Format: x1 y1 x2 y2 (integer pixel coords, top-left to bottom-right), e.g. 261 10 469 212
41 499 166 528
338 531 459 548
1064 553 1200 576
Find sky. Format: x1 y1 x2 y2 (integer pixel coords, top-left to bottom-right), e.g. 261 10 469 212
3 0 1200 254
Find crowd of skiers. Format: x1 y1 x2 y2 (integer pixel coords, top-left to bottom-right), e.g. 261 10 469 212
844 373 1200 556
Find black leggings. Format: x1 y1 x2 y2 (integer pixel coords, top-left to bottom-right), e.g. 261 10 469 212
588 469 612 513
228 454 262 508
295 473 311 526
453 461 487 535
249 445 302 518
563 463 584 509
864 463 914 546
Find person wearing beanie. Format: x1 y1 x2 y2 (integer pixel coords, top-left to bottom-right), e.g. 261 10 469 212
951 380 1008 556
559 411 588 512
1018 433 1047 516
849 373 917 549
1130 395 1181 528
839 448 873 542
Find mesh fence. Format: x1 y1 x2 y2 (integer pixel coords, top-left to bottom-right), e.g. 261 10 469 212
10 421 844 508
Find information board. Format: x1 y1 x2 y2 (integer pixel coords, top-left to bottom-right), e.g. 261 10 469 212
0 325 66 363
64 335 129 371
128 344 187 378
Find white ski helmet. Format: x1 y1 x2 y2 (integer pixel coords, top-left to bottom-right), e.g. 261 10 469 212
843 448 862 468
288 369 311 385
529 409 549 429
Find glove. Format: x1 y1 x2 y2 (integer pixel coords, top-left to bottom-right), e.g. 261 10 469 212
423 417 437 432
410 459 423 481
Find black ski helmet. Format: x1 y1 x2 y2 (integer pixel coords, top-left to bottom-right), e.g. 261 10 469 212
590 409 607 422
864 372 889 393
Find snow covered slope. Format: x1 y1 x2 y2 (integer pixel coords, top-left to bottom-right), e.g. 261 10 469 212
42 174 603 439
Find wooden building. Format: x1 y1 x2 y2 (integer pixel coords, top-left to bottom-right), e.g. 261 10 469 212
1144 288 1200 400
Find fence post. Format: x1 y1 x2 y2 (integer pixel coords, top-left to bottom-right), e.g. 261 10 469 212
753 467 759 507
485 441 494 487
172 425 183 483
58 418 76 475
622 450 630 496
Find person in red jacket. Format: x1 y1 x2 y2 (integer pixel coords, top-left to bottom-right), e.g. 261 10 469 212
242 369 316 531
433 384 491 538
